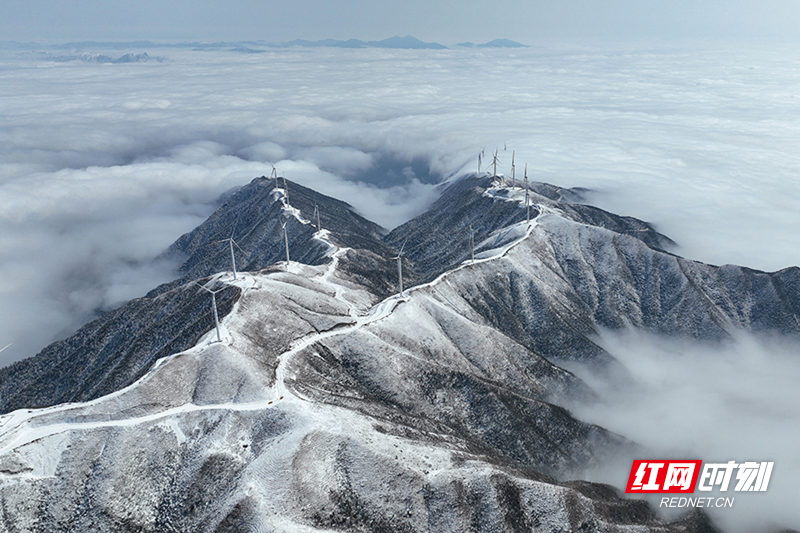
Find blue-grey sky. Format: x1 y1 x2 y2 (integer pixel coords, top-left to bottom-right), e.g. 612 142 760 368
2 0 800 43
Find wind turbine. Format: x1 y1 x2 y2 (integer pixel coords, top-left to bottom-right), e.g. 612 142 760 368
196 282 224 343
394 238 408 295
491 149 500 180
211 233 245 280
510 151 516 188
270 165 278 189
272 166 289 200
313 204 321 232
281 219 291 264
477 152 482 175
524 163 531 224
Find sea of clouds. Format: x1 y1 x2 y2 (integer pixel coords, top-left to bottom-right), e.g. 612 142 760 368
568 328 800 532
2 41 800 531
1 43 800 368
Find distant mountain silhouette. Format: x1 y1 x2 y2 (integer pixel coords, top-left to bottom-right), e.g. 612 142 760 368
457 39 528 48
23 37 529 53
278 35 447 49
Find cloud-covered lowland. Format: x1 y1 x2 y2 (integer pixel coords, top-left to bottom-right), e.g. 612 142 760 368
568 329 800 532
1 43 800 367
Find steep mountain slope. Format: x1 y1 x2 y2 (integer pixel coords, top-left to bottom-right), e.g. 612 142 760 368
2 172 795 531
0 280 239 415
0 177 397 414
166 176 397 293
386 175 673 284
0 232 702 533
388 175 800 363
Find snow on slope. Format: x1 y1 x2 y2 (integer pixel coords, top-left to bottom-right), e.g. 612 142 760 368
0 179 713 532
0 178 495 456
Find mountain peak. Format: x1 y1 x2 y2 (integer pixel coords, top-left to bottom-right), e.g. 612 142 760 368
1 172 797 531
367 35 448 49
456 38 528 48
478 38 527 48
271 35 448 50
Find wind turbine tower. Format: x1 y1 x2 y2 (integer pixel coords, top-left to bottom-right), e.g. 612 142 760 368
524 164 531 224
212 234 245 280
197 283 224 343
394 238 408 295
510 151 516 188
227 237 241 279
491 149 500 180
313 204 321 232
281 220 291 264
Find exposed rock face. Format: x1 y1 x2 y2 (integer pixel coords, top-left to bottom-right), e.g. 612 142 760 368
2 173 794 532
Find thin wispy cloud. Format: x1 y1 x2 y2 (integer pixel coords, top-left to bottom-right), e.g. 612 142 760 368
1 43 799 366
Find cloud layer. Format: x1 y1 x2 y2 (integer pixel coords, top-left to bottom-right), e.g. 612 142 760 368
568 329 800 532
1 43 800 368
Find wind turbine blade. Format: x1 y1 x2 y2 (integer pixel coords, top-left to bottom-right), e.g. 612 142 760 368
196 280 227 294
398 237 409 255
0 343 12 354
195 281 214 294
231 239 246 253
230 212 244 239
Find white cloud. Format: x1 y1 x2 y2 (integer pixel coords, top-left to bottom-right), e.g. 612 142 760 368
237 141 287 163
1 43 799 372
567 329 800 533
1 41 799 530
293 146 374 176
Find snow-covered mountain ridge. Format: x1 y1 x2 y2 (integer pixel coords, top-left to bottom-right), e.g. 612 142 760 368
0 173 796 532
